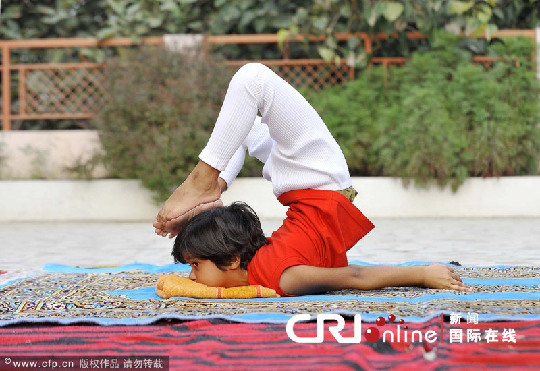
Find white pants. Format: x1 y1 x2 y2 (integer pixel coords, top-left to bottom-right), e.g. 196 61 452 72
199 63 352 197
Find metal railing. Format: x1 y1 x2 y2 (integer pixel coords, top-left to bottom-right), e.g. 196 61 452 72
1 30 536 130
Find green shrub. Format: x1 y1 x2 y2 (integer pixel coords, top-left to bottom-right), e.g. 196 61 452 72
94 35 539 198
92 47 239 201
306 33 540 190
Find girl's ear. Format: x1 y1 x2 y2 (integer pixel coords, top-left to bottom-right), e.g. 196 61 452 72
227 256 241 270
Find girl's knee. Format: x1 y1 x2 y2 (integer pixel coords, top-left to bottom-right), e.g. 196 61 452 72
227 63 266 100
233 63 264 83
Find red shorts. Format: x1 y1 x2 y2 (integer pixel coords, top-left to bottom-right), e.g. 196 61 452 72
247 189 375 296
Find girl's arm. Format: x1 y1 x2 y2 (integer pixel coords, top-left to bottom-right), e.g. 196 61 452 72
279 263 472 296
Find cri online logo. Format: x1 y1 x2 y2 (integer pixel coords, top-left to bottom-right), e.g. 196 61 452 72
286 313 438 344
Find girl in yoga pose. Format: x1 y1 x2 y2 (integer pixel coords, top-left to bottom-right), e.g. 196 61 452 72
153 63 471 296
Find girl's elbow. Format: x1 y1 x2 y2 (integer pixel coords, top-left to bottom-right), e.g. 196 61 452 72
348 266 378 291
279 266 303 296
279 265 329 296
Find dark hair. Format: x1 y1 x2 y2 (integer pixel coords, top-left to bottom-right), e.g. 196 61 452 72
172 201 268 270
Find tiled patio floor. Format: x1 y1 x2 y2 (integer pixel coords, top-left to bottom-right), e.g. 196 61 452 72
1 218 538 270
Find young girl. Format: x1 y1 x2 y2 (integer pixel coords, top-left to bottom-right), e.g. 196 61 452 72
153 63 471 296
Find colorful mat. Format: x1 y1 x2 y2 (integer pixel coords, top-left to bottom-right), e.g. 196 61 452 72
0 262 539 326
0 318 538 370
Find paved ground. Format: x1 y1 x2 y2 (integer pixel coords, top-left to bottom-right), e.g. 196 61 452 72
1 218 538 270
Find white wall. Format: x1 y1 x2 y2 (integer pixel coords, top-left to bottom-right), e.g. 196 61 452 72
0 177 539 222
0 131 107 179
221 177 540 218
0 180 157 222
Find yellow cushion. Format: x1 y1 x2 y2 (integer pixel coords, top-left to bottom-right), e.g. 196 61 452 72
156 274 280 299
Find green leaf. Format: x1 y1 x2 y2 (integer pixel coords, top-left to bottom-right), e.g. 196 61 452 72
3 5 22 18
445 22 461 34
126 3 141 18
107 0 125 15
239 11 256 28
382 2 404 22
277 29 290 48
493 8 504 20
477 7 492 24
325 34 337 49
148 17 163 28
355 51 368 68
253 17 267 33
160 0 178 11
485 23 498 41
35 5 56 15
465 17 481 36
42 11 70 25
80 48 95 59
49 49 64 64
273 16 293 29
97 28 117 40
347 36 360 49
346 51 356 67
340 3 352 18
296 7 308 20
0 19 21 39
312 16 329 31
345 50 368 68
448 1 474 15
366 7 379 27
134 24 149 35
471 23 485 37
318 46 335 62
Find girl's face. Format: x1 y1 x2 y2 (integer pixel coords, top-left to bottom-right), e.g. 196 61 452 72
186 258 237 287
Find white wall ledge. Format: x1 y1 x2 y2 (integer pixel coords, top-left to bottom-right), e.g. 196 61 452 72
0 177 539 222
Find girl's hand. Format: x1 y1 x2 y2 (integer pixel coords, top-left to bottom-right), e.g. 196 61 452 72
422 263 472 292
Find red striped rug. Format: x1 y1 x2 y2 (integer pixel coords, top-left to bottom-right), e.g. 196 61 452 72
0 318 538 370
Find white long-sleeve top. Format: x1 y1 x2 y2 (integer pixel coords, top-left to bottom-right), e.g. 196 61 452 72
199 63 351 197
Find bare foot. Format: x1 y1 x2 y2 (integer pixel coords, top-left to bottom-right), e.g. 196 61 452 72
154 161 221 236
154 163 230 238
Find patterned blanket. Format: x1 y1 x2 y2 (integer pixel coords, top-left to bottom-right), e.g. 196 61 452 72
1 262 539 326
1 319 539 369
